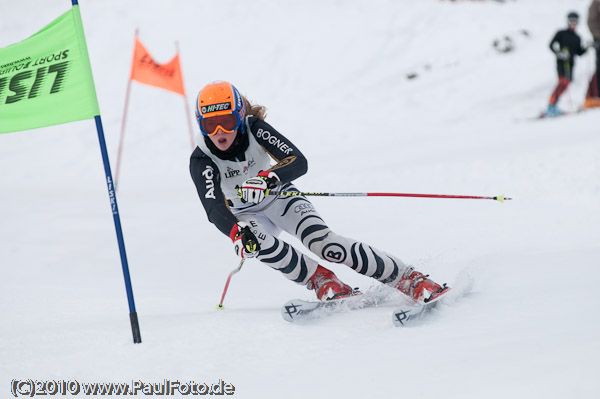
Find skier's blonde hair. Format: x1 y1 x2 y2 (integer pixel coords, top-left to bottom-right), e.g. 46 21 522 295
242 95 267 121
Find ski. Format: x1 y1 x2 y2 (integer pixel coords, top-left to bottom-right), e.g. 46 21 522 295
282 285 453 325
535 107 588 120
514 107 592 122
392 287 451 327
281 291 384 322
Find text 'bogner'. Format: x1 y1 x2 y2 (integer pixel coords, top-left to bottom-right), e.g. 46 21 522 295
256 128 293 155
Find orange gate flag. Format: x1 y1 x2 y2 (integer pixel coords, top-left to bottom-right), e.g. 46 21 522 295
129 37 185 95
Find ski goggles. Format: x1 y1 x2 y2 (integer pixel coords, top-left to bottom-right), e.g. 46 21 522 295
200 113 242 136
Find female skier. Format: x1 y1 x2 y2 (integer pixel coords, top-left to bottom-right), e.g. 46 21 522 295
189 81 448 303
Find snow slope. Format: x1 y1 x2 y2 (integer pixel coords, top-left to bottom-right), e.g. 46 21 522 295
1 0 599 398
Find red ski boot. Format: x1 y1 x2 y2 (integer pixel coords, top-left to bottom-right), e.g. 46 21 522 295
396 267 449 303
307 265 356 301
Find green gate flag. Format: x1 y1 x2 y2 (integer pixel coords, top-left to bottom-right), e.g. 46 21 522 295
0 5 100 134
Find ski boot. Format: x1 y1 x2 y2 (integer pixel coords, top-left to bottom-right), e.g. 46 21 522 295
583 97 600 109
307 265 357 301
396 266 449 303
546 103 563 117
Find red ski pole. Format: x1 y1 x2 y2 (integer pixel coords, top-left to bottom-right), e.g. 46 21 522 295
216 258 245 310
268 191 512 202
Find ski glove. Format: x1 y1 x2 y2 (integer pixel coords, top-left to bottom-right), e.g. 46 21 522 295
556 49 570 60
237 171 280 205
230 222 261 258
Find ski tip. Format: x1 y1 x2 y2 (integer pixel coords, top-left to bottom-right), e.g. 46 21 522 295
393 290 448 327
392 304 426 327
281 299 312 322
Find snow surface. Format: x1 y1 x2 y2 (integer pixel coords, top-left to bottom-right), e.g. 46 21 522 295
1 0 599 398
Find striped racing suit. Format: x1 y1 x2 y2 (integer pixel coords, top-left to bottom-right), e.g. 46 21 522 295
190 116 408 287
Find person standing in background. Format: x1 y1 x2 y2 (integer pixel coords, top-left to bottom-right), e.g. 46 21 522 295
546 12 587 116
586 0 600 107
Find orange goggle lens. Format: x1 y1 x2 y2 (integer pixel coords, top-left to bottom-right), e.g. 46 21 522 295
200 114 240 136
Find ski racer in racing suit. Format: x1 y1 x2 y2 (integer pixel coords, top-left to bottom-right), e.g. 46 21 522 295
189 81 447 302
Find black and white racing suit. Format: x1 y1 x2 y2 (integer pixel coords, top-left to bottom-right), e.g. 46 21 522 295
190 116 408 286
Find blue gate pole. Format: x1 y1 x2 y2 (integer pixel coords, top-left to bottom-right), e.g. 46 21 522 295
71 0 140 343
94 115 142 344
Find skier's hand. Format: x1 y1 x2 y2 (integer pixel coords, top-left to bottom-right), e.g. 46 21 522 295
586 39 596 49
257 170 280 189
237 171 280 204
556 49 570 60
230 222 260 258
